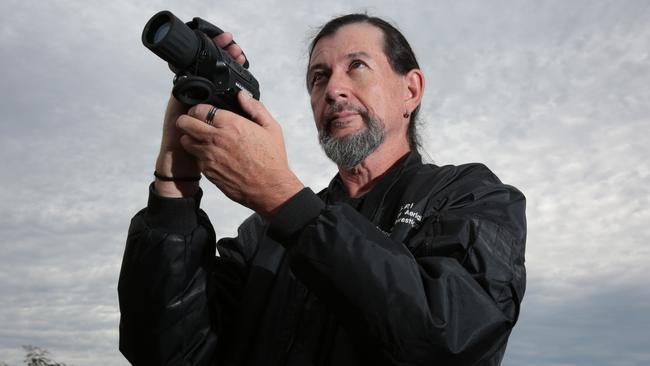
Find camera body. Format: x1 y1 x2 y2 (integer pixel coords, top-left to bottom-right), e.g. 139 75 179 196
142 10 260 116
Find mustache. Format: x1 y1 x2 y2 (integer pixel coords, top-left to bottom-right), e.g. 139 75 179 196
324 102 365 119
322 102 369 132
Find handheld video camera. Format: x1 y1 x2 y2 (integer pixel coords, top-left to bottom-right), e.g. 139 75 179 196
142 10 260 116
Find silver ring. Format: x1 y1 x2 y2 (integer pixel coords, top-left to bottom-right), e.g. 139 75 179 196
205 106 218 126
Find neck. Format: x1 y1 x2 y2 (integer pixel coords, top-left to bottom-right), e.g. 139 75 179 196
339 141 411 198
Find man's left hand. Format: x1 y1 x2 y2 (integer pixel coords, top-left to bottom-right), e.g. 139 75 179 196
177 92 304 218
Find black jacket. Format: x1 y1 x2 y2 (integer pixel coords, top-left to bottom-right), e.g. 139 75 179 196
118 151 526 366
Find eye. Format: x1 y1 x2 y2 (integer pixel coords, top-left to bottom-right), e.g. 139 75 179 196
349 59 367 70
311 71 328 88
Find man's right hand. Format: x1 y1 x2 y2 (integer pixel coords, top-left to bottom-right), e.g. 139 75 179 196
154 32 247 197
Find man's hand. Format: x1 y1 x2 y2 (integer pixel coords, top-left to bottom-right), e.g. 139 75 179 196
177 92 304 218
213 32 246 66
154 32 247 198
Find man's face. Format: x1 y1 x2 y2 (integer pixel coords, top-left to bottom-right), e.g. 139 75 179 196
307 23 410 166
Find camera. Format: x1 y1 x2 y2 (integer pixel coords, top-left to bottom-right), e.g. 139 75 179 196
142 10 260 116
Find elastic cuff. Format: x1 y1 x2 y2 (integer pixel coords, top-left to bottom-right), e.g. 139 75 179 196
144 183 203 234
267 187 325 245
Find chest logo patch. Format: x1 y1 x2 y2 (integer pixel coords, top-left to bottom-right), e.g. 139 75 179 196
394 202 423 229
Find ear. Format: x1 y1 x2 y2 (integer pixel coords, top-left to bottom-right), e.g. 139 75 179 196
403 68 425 113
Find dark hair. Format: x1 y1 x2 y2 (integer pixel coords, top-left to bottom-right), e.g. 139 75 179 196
308 13 422 150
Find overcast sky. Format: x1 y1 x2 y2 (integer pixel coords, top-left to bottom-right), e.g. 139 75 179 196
1 0 649 365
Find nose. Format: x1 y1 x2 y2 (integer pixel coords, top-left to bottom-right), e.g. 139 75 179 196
324 70 350 104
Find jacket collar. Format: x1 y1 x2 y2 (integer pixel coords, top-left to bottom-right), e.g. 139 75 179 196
322 150 424 222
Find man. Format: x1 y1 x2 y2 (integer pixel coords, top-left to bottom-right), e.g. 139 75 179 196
119 13 526 366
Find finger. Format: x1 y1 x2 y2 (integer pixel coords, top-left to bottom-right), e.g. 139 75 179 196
212 32 247 66
185 103 249 140
187 104 220 124
237 92 273 127
176 113 217 142
234 54 246 66
225 43 244 62
213 32 234 49
179 134 207 157
187 103 242 128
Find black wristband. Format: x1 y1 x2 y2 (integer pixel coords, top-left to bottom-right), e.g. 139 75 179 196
154 171 201 182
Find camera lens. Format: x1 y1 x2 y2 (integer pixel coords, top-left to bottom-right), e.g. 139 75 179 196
142 11 199 69
153 21 171 44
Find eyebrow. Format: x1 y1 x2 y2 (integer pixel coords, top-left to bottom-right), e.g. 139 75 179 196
345 51 372 61
307 51 373 78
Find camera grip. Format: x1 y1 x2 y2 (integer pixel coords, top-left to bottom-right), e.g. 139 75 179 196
188 17 250 69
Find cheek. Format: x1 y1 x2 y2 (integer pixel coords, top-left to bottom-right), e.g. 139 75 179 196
360 71 395 100
310 93 319 110
379 79 406 114
358 82 393 117
310 95 324 129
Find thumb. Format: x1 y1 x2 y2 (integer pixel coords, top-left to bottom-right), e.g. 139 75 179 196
238 91 273 127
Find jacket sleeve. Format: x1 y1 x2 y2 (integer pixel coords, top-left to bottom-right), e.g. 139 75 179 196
118 185 250 366
267 177 526 365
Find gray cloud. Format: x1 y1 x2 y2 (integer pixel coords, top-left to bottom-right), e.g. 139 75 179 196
505 279 650 366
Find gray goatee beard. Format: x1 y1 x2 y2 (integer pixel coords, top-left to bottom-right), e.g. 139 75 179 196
318 104 386 170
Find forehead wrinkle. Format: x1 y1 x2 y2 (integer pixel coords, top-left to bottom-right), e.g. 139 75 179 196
309 22 385 63
345 51 372 60
309 51 373 72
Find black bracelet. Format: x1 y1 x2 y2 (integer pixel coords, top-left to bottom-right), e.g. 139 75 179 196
154 171 201 182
